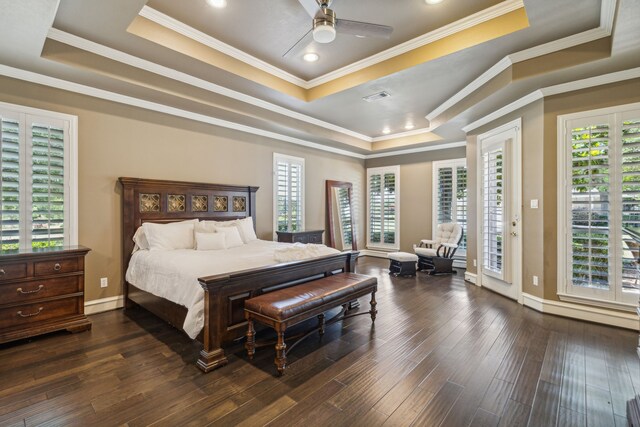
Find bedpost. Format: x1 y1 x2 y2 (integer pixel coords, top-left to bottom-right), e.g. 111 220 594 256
197 286 229 372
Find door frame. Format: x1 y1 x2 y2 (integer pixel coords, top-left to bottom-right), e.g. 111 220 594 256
476 118 523 304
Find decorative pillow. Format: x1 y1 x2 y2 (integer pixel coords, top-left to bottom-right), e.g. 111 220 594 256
214 226 244 248
235 217 258 243
196 220 222 233
143 219 198 250
195 232 227 251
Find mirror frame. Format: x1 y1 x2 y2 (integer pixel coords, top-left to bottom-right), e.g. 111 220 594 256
326 180 357 251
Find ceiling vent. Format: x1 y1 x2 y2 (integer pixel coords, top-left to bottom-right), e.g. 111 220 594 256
362 91 391 102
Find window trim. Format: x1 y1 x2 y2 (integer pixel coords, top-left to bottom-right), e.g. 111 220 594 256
366 165 400 251
557 101 640 312
272 153 305 238
431 158 467 256
0 101 78 248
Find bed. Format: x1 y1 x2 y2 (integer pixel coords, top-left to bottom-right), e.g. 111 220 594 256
119 177 359 372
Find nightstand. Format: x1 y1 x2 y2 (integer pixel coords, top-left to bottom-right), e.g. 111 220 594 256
276 230 324 244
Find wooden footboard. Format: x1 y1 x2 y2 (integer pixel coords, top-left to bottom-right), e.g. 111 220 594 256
196 250 358 372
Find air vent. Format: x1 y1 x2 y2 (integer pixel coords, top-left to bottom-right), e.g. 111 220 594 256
362 91 391 102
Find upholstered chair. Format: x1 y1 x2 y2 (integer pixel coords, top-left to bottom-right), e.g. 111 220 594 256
413 223 464 274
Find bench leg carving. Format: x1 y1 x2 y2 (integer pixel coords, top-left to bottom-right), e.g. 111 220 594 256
318 313 325 336
275 327 287 376
370 291 377 323
245 319 256 360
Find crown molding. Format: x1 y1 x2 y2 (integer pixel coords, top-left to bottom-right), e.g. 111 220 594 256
426 0 617 127
305 0 525 88
371 126 434 142
364 141 466 159
462 66 640 133
46 28 373 144
139 6 306 88
141 1 524 90
0 64 368 159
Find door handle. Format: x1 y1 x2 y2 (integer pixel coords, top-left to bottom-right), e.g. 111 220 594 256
510 232 518 236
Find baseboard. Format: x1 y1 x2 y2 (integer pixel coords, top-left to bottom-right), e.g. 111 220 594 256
84 295 124 315
359 249 390 258
522 293 639 331
464 272 478 285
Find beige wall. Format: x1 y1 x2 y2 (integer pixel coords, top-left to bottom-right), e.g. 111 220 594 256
0 76 365 302
365 147 467 252
467 78 640 304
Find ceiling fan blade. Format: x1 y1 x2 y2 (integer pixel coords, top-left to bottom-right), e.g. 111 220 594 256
283 28 314 58
336 19 393 39
297 0 320 18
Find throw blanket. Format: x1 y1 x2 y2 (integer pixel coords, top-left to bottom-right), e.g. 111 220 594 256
274 243 330 262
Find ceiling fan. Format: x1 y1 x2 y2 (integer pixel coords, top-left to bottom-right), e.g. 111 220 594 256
283 0 394 58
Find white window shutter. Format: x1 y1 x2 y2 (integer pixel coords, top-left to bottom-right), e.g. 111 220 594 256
0 115 21 250
273 154 304 235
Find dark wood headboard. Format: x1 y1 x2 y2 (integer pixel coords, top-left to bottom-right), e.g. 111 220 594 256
118 177 259 284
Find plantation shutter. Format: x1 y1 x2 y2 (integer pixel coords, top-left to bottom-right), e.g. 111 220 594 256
483 145 505 279
569 121 611 291
620 114 640 295
433 159 467 255
337 187 352 246
1 114 21 250
31 121 66 248
367 166 399 249
274 154 304 233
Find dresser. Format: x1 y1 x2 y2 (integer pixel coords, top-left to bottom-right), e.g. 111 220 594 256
0 246 91 344
276 230 324 244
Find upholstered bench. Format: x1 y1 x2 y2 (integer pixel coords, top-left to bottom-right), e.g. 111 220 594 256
244 272 377 375
388 252 418 276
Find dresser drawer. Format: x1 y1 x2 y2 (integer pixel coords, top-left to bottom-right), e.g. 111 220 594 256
0 297 80 329
0 276 82 305
0 263 28 282
34 258 79 276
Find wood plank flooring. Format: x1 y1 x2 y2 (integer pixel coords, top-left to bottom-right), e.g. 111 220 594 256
0 257 638 426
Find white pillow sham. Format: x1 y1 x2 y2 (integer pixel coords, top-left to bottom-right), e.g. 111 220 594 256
214 226 244 248
143 219 198 251
195 231 227 251
235 217 258 243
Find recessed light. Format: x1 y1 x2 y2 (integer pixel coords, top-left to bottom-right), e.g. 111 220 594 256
425 0 444 4
303 52 319 62
355 35 366 38
207 0 227 8
382 128 391 134
404 123 415 130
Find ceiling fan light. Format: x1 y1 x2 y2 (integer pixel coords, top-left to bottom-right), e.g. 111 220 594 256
206 0 227 8
313 24 336 43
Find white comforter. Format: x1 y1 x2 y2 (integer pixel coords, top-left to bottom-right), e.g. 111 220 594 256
125 240 340 338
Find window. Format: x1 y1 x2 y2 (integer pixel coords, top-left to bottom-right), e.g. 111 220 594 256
558 103 640 309
367 166 399 250
432 159 467 255
0 102 77 250
273 153 304 234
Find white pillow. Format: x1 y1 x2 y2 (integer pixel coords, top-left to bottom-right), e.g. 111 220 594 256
195 232 227 251
235 217 258 243
132 226 150 251
143 220 197 250
196 220 221 233
214 226 244 248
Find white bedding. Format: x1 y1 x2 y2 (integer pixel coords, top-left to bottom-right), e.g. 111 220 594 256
125 239 340 338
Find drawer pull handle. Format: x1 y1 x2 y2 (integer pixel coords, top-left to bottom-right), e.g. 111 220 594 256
17 307 44 318
0 269 5 277
17 285 44 295
54 263 61 271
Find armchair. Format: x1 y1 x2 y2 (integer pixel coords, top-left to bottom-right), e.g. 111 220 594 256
413 223 464 275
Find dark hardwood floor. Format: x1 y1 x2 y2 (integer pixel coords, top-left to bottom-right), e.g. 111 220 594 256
0 256 638 426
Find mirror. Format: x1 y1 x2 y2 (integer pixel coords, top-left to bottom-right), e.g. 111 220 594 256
326 180 357 250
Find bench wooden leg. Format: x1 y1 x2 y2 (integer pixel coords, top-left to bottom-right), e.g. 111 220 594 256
275 326 287 375
318 313 325 336
370 291 377 323
245 319 256 361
